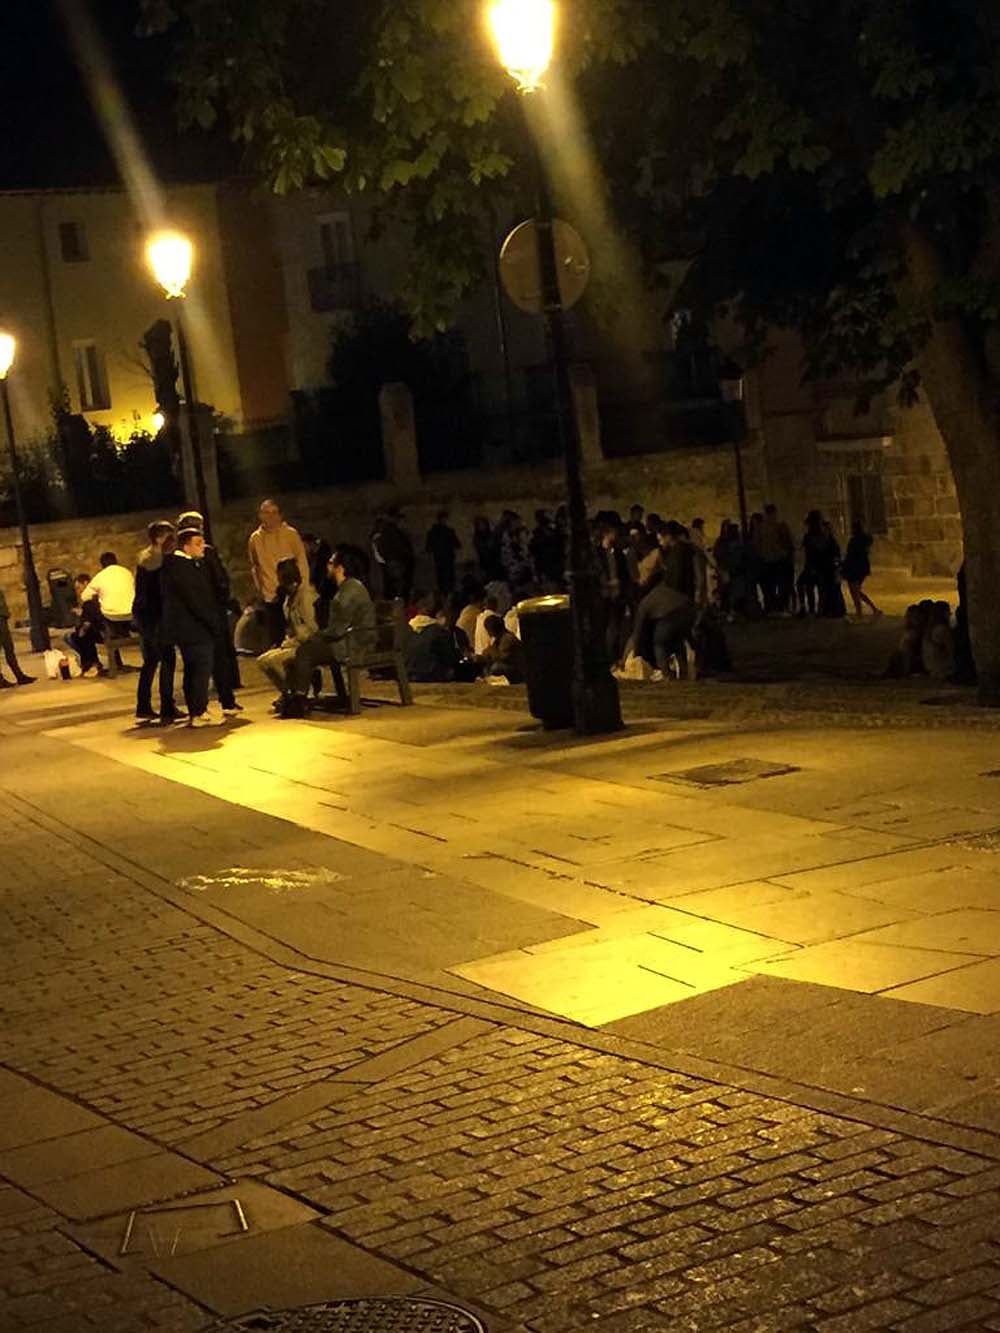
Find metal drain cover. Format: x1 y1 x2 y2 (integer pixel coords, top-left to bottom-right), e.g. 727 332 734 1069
204 1298 486 1332
653 757 800 787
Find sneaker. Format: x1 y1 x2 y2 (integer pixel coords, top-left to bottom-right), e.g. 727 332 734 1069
649 669 665 683
14 674 35 686
278 694 308 719
0 677 13 690
188 713 216 728
222 703 243 717
135 709 158 723
160 710 188 725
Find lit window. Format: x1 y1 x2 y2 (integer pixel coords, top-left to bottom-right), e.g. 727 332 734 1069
318 212 355 272
59 221 89 263
73 341 111 411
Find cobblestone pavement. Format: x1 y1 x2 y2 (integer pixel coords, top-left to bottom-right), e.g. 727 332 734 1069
4 723 1000 1331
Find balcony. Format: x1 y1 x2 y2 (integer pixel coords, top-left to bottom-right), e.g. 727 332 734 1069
307 262 362 313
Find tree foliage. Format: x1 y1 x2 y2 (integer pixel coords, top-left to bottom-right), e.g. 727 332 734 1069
142 0 1000 393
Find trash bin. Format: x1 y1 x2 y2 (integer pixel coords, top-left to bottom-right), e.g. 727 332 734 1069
47 568 76 628
517 594 574 729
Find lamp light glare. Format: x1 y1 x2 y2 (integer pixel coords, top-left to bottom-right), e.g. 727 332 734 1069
488 0 556 92
146 230 193 298
0 331 16 380
151 411 165 431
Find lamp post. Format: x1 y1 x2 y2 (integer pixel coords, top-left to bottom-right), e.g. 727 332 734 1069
488 0 622 735
719 360 749 538
145 230 212 540
0 332 50 653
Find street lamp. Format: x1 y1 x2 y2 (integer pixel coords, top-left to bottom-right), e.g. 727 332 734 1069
489 0 622 735
719 360 749 538
0 332 50 653
145 229 212 539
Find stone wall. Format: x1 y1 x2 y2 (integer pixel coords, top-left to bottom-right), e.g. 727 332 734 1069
0 443 763 622
881 399 962 576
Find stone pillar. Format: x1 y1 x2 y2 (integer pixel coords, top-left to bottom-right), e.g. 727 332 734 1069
379 381 421 491
179 404 221 519
570 363 603 469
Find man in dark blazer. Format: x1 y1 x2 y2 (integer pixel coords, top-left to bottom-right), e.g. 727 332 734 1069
162 528 224 727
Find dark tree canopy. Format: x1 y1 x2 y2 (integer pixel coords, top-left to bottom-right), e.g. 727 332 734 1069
145 0 1000 693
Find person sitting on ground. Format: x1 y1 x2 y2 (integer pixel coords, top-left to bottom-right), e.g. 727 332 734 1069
81 552 135 636
0 584 34 688
66 573 104 675
257 558 319 706
923 601 956 681
404 597 461 682
456 585 485 646
630 579 696 682
479 613 526 684
887 603 926 678
474 595 501 656
282 548 376 717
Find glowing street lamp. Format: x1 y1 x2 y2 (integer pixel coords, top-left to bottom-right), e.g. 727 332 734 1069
146 230 194 299
0 331 50 652
488 1 621 736
145 229 211 536
488 0 556 92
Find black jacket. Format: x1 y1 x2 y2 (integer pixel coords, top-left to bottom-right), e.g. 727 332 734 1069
133 546 166 631
162 554 218 645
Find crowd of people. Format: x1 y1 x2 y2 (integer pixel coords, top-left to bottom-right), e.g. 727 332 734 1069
6 490 964 725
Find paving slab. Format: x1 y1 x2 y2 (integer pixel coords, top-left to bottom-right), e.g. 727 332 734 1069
0 1083 104 1151
0 1124 159 1187
153 1219 422 1316
32 1150 223 1221
885 957 1000 1014
69 1180 320 1266
751 939 985 993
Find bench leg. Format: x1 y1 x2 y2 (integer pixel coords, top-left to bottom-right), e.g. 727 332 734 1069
104 640 118 678
347 667 362 715
396 657 413 707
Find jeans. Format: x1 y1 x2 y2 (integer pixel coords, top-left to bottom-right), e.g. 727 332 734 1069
211 619 238 709
653 608 695 676
177 639 214 718
257 645 297 692
288 634 347 696
0 618 23 678
137 629 177 716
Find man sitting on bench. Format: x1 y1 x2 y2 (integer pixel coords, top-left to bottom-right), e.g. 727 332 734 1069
281 548 376 718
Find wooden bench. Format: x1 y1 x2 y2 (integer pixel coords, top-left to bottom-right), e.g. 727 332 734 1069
319 599 413 715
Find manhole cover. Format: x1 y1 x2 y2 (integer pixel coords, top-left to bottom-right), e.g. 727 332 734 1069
652 758 800 787
203 1298 486 1332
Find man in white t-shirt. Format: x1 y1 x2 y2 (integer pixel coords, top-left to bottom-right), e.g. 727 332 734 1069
80 552 136 626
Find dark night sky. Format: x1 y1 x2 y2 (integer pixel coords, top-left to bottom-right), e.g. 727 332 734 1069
0 1 234 190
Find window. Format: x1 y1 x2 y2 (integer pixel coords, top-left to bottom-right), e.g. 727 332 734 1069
59 221 89 263
847 472 888 535
73 341 111 411
318 212 355 272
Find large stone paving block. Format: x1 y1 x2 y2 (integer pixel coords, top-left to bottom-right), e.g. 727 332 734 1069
0 1084 103 1151
32 1151 222 1221
69 1180 320 1266
153 1220 422 1315
0 1124 159 1187
749 940 984 994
